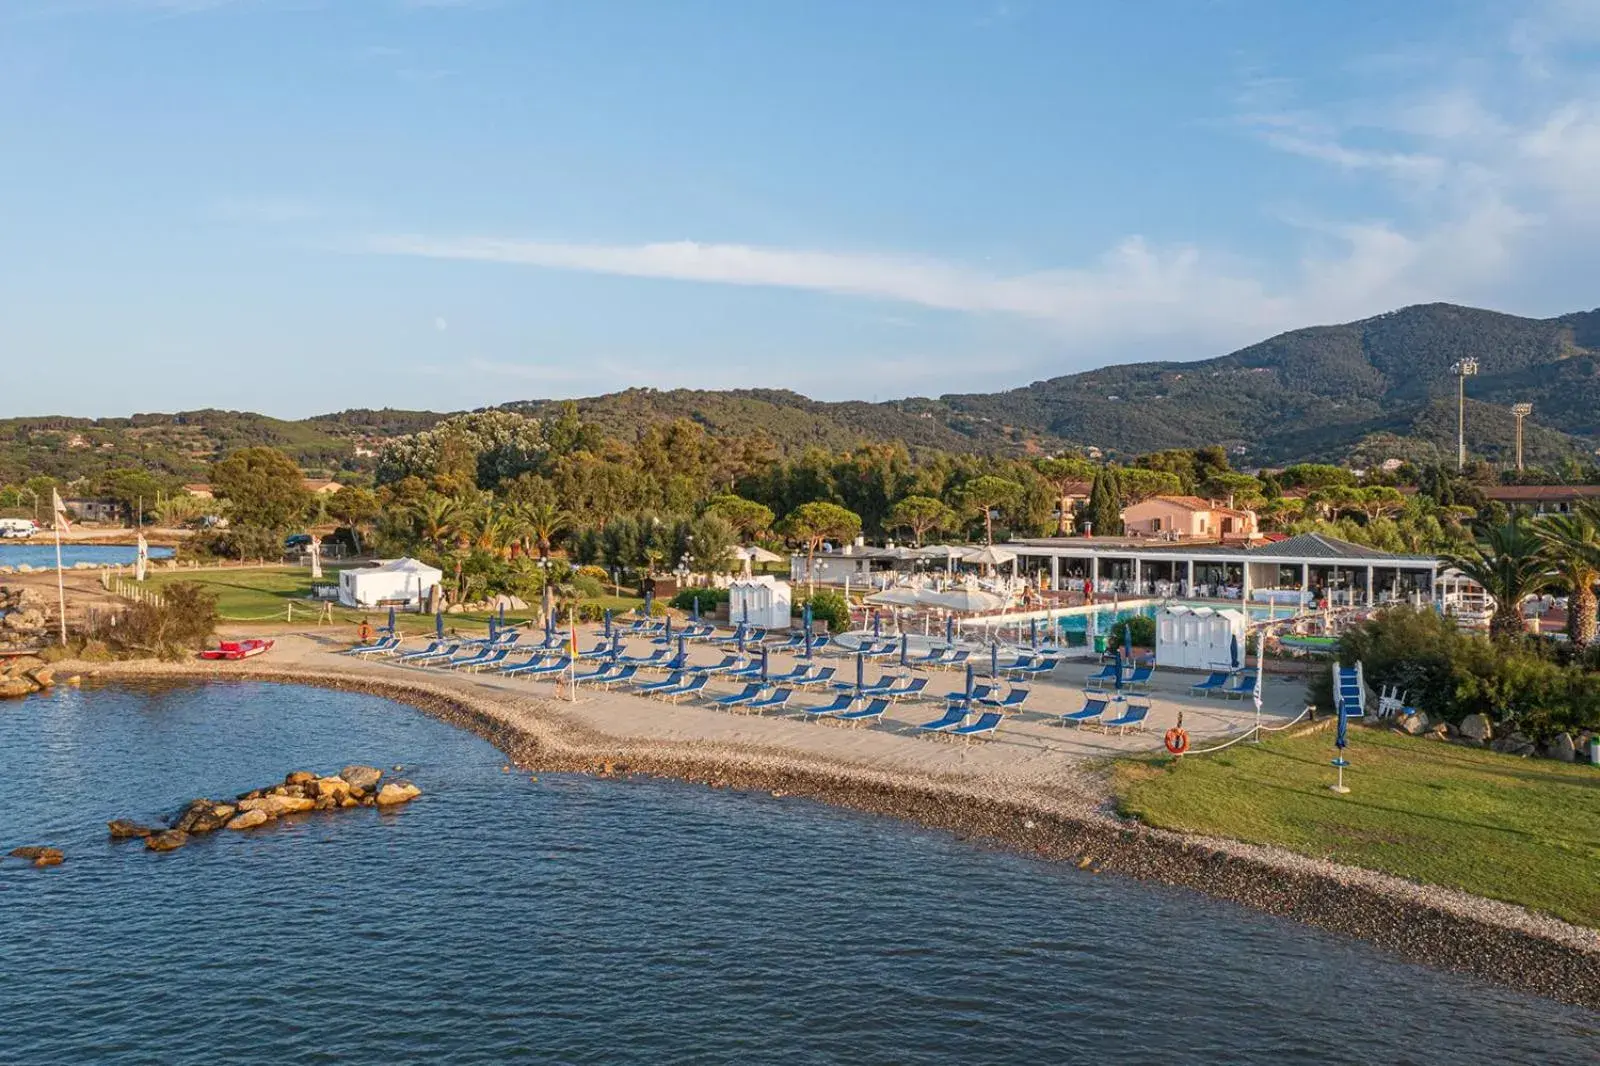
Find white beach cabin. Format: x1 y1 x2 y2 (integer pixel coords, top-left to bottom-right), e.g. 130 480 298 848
338 557 443 609
727 576 792 629
1155 605 1247 671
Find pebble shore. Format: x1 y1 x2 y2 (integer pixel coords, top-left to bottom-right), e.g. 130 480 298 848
66 656 1600 1011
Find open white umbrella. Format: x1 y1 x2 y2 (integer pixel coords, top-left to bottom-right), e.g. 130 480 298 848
962 545 1016 568
916 587 1008 614
865 587 923 607
737 545 784 564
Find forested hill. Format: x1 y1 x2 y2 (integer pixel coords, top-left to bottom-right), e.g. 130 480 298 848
938 303 1600 465
4 302 1596 484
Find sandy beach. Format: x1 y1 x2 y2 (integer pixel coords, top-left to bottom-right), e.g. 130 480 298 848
50 625 1600 1010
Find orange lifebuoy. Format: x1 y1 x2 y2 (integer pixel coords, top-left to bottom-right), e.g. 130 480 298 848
1164 727 1190 755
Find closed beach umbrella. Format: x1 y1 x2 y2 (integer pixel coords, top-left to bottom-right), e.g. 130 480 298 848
900 634 909 669
545 604 555 640
643 588 654 618
1030 617 1038 651
873 611 882 641
1230 632 1240 671
1112 647 1124 693
603 608 612 638
855 651 865 698
761 644 770 683
435 610 444 640
692 596 700 623
664 614 673 641
1124 621 1133 663
387 606 396 634
488 617 498 642
990 640 999 678
677 633 688 668
736 622 747 653
803 600 813 635
964 662 975 703
945 615 955 646
499 602 507 627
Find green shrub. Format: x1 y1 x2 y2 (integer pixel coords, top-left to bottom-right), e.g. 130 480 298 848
98 581 219 661
1107 614 1156 649
794 589 849 633
671 588 728 614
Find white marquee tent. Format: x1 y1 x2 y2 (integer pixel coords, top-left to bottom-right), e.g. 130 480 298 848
338 557 443 610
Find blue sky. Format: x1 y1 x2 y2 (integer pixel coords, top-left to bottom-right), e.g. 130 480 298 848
3 0 1599 418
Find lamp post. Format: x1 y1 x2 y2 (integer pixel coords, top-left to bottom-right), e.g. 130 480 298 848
1511 402 1532 472
1450 359 1478 471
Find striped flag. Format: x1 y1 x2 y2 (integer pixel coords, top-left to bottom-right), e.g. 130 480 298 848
51 489 71 531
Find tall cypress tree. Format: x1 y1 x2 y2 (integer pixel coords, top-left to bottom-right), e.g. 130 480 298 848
1086 468 1123 536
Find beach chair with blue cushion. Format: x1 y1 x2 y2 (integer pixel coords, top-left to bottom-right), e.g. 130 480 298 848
952 711 1004 742
743 688 793 715
689 655 744 676
500 653 555 677
1102 699 1151 734
1190 671 1231 697
397 641 457 663
1084 662 1120 686
1123 665 1154 692
939 650 970 671
917 706 969 735
1005 656 1059 679
789 667 837 689
836 697 890 726
883 677 927 702
573 661 626 684
1223 674 1255 700
1060 694 1109 729
978 687 1030 713
710 683 767 709
804 694 856 720
654 674 709 703
634 671 686 695
945 684 995 707
911 646 954 668
592 665 638 689
765 631 804 651
441 645 495 670
344 636 401 657
619 647 669 667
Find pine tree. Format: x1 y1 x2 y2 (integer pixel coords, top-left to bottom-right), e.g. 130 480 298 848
1085 468 1123 536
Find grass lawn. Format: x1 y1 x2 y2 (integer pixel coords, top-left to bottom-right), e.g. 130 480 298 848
1113 725 1600 927
143 568 643 632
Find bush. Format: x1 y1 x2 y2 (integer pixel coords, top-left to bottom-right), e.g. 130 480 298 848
98 582 219 661
1333 605 1600 738
1107 614 1156 650
794 589 849 634
671 587 728 614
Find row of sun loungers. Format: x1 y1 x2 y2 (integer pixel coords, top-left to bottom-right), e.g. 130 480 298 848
1188 671 1256 699
1059 694 1150 733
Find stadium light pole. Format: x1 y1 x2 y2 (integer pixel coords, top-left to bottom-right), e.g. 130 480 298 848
1451 359 1478 471
1511 403 1532 472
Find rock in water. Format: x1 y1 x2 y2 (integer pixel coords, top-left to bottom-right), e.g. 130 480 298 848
375 781 422 806
338 765 383 791
175 800 234 834
0 677 36 699
1457 713 1492 744
238 794 315 816
145 830 189 852
285 770 316 787
24 667 54 688
226 809 269 830
108 819 155 840
32 847 64 867
314 776 351 801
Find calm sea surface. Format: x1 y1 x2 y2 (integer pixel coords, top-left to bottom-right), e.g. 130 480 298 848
1 681 1593 1064
0 543 174 568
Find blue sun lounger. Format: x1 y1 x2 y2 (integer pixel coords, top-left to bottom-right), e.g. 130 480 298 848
397 641 457 663
710 683 767 709
1190 671 1231 697
619 648 669 667
513 655 571 678
917 706 969 734
496 652 547 675
460 648 511 672
573 662 626 684
1060 695 1109 728
344 636 401 656
441 646 496 669
952 710 1004 741
790 667 837 688
938 650 971 670
837 697 890 726
1005 657 1059 679
655 674 709 703
1223 674 1256 700
634 672 686 694
1102 700 1151 734
724 660 766 680
1124 665 1154 691
911 646 954 667
883 677 927 702
765 631 804 651
1085 662 1120 685
689 655 744 675
592 665 637 689
805 694 856 720
978 687 1030 712
946 684 995 706
744 688 794 714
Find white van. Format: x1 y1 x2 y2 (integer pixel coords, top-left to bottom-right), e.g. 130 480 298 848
0 518 39 539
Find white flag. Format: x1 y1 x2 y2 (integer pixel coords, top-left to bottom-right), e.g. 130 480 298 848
51 489 71 531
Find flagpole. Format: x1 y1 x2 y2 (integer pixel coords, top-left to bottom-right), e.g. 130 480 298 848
52 497 67 645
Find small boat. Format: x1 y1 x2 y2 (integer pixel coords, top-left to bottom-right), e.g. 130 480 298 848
200 638 275 661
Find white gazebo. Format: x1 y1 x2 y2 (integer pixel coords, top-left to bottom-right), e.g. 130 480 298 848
728 575 792 629
338 557 443 609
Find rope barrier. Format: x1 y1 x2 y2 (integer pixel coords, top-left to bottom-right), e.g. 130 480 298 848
1177 706 1312 756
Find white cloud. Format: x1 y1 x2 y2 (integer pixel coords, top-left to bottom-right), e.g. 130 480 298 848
433 316 448 332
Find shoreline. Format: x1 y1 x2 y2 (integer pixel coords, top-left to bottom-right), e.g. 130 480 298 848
57 653 1600 1011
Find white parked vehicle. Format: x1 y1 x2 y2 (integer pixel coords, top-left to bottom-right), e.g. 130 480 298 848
0 517 40 539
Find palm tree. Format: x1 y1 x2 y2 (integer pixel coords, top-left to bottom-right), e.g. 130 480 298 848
514 500 570 560
1442 517 1552 641
411 494 461 553
1534 507 1600 648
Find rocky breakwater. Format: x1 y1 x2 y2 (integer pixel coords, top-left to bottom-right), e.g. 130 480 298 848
110 765 421 853
0 660 59 700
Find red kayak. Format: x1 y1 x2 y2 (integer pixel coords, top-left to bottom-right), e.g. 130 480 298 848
200 638 275 661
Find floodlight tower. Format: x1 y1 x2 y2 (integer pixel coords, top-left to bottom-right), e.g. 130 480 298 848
1450 359 1479 471
1511 402 1533 472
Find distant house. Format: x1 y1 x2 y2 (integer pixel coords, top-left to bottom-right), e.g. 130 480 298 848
182 483 214 499
1121 495 1259 541
1483 485 1600 515
61 497 121 523
303 478 343 495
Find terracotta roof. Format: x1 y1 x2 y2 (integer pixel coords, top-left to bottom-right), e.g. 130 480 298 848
1483 485 1600 502
1127 495 1213 511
